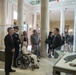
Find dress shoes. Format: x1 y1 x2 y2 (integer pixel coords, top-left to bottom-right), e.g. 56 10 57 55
34 65 39 69
37 60 40 62
12 65 17 68
5 72 10 75
6 74 10 75
9 69 16 72
48 55 52 58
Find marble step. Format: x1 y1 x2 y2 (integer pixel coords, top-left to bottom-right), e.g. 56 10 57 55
0 50 5 62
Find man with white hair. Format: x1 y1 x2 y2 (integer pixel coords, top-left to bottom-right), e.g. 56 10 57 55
21 42 39 69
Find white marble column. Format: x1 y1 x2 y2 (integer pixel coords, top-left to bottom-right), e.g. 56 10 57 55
73 0 76 52
18 0 24 33
1 0 7 49
33 12 37 30
1 0 7 25
41 0 49 57
60 9 65 35
49 11 51 31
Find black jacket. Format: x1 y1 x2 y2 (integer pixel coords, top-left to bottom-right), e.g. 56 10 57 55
4 34 15 53
13 33 20 48
51 34 62 49
24 36 28 43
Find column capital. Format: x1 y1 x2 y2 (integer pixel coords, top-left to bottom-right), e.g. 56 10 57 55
60 8 67 12
33 12 37 15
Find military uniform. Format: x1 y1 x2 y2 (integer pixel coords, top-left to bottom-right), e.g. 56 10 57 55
13 32 20 67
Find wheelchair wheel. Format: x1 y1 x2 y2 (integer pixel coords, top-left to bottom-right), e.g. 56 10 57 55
16 55 30 69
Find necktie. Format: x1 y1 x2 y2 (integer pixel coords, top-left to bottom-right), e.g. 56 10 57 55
11 36 13 41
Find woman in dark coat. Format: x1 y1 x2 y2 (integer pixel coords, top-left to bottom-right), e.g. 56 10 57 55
45 31 53 58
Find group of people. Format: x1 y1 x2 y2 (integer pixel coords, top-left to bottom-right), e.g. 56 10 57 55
45 28 73 75
46 28 73 58
4 26 73 75
45 28 62 58
4 26 41 75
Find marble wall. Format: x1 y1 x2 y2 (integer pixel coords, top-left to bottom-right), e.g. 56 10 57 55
0 0 74 50
0 0 34 49
0 0 2 24
50 20 74 33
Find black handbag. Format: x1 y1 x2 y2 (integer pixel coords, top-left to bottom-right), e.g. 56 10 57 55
45 39 51 44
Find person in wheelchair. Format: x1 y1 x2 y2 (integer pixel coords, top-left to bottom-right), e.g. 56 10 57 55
21 42 39 69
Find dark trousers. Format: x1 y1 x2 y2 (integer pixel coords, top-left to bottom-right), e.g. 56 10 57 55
5 52 12 74
13 47 19 66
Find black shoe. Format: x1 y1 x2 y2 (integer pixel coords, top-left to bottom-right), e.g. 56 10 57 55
9 69 16 72
12 65 17 68
5 74 10 75
5 72 10 75
48 55 51 58
37 60 40 62
38 56 41 59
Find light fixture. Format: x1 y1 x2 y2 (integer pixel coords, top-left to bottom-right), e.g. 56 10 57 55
69 29 73 32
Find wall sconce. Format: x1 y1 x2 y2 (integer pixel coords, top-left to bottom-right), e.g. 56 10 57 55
69 29 73 32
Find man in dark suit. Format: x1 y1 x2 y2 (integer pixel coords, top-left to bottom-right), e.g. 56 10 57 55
4 27 16 75
50 28 62 75
51 28 62 51
13 26 20 67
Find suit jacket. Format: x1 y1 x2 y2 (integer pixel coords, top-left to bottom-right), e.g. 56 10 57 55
13 33 20 48
4 34 15 53
65 34 73 45
31 34 39 45
51 34 62 49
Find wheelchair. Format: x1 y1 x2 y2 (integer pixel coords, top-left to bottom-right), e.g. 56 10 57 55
16 53 34 69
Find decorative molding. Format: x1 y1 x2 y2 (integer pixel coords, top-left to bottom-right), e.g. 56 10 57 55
32 0 74 12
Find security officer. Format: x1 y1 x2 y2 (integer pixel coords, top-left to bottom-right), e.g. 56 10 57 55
13 26 21 67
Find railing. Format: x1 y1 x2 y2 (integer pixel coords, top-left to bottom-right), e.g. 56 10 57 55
49 0 56 2
29 0 56 5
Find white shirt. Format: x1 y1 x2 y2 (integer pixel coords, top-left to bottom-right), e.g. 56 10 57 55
22 46 30 54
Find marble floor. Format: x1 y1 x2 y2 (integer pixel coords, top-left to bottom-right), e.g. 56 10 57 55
0 57 53 75
0 57 72 75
